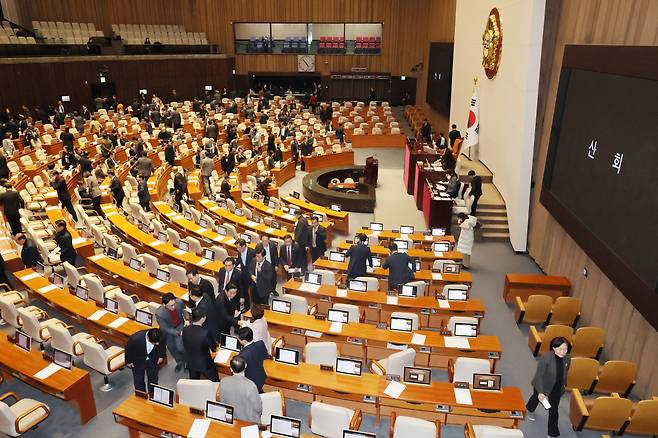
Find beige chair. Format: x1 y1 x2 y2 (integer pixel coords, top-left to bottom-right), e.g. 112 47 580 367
446 316 479 335
570 389 632 433
309 401 362 438
176 379 219 411
566 357 600 393
332 303 360 324
448 357 491 383
389 412 440 438
167 264 188 285
354 276 379 291
0 294 44 330
514 294 552 325
79 338 125 391
114 290 157 317
404 280 427 296
572 326 604 359
0 392 50 437
16 308 64 349
594 360 636 397
464 423 524 437
260 390 285 425
370 348 416 376
304 342 338 367
312 269 336 286
48 323 95 358
278 294 315 315
84 275 120 305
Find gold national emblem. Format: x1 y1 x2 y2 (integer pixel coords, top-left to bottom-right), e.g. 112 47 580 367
482 8 502 79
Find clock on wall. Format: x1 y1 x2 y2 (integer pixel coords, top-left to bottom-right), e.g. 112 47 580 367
482 8 502 79
297 55 315 72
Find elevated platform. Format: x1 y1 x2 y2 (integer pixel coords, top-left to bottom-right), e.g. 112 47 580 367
302 166 376 213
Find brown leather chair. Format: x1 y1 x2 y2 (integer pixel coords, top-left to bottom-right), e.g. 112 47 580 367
515 294 552 325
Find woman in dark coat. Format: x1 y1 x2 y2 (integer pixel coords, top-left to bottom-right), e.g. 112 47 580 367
54 219 77 266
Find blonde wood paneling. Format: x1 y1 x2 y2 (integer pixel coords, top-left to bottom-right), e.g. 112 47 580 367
528 0 658 399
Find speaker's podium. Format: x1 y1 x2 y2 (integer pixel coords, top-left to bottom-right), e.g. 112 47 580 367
364 156 379 186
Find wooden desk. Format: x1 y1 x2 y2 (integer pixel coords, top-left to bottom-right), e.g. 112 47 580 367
503 274 571 303
0 335 97 424
404 143 441 195
282 195 350 234
422 181 454 230
263 310 501 370
45 206 95 259
349 133 407 148
15 268 153 345
415 164 446 210
282 280 484 326
301 151 354 172
271 159 296 187
214 357 525 426
336 242 463 268
357 228 455 245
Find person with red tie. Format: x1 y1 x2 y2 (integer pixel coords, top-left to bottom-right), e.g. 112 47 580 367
249 244 274 305
217 257 244 303
279 234 306 277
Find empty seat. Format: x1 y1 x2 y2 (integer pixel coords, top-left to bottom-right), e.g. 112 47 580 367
515 294 553 325
332 303 360 324
370 348 416 376
309 401 361 438
0 392 50 437
79 338 125 391
176 379 219 410
448 357 491 383
304 342 337 367
260 390 285 425
390 412 440 438
571 326 604 359
570 389 632 433
390 312 419 331
620 398 658 436
547 296 581 327
594 360 636 396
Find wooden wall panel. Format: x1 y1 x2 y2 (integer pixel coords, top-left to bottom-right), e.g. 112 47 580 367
528 0 658 399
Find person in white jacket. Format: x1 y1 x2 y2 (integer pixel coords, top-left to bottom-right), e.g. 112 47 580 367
239 304 272 354
456 213 478 268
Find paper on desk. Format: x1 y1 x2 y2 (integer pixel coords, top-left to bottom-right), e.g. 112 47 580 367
241 425 259 438
72 237 86 245
0 249 15 255
336 288 348 297
88 310 107 321
171 215 184 221
34 363 61 380
305 330 323 338
150 280 167 290
173 249 187 255
444 336 470 349
454 387 473 405
89 254 105 261
386 296 398 305
187 419 211 438
541 398 551 410
411 333 426 345
298 283 320 293
366 266 374 273
225 238 236 245
434 252 445 257
383 380 407 399
266 208 275 214
197 258 210 266
19 272 40 281
108 316 129 328
214 349 232 364
371 231 380 236
432 273 443 280
38 284 59 294
195 227 208 234
265 228 274 234
245 220 258 227
424 235 433 241
400 234 409 240
437 299 450 309
149 240 164 247
329 322 343 333
283 214 294 220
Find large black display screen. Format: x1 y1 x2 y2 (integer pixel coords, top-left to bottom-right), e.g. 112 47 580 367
425 42 453 116
541 47 658 328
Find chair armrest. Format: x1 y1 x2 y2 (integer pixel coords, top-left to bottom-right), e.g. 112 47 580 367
350 409 362 431
528 325 541 356
129 294 140 303
0 392 19 403
15 402 50 433
569 389 589 431
106 349 125 371
39 325 51 340
278 389 286 416
369 359 386 375
389 412 397 438
514 296 525 324
435 419 441 438
308 304 317 316
447 358 455 382
0 283 12 292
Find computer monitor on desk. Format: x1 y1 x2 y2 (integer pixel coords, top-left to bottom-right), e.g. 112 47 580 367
53 348 73 370
135 309 153 326
343 431 376 438
432 227 446 236
403 366 431 385
75 285 88 301
14 330 31 352
336 358 362 376
178 240 190 252
105 297 119 314
275 347 299 365
327 309 349 324
206 401 234 424
156 269 170 282
398 284 417 297
35 261 45 275
442 263 461 274
52 273 65 288
270 415 301 438
304 272 321 285
446 287 468 301
157 231 168 242
106 247 119 259
369 222 383 232
399 225 414 235
389 316 413 332
148 384 174 408
371 256 382 268
433 241 451 253
348 279 367 292
129 257 141 271
221 334 241 352
271 299 292 314
394 239 409 251
454 322 478 337
473 373 502 391
329 251 346 262
202 248 215 260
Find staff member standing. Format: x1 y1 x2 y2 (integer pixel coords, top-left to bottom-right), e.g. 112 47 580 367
526 337 570 437
382 242 414 291
182 308 219 381
124 328 166 392
345 233 372 280
309 216 327 262
155 293 187 372
53 220 77 266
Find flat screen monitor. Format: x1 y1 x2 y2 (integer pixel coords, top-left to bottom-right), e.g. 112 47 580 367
15 330 31 352
454 322 478 337
52 273 64 288
372 256 382 268
330 204 341 212
270 415 301 438
252 214 261 223
335 358 362 376
158 231 168 242
403 366 431 385
75 285 88 301
61 95 70 102
347 280 367 292
442 263 461 274
271 220 280 229
156 268 170 282
415 260 422 272
389 316 413 332
172 203 180 212
268 200 277 209
53 348 73 370
35 261 45 275
288 206 297 216
399 225 414 235
199 218 208 228
105 297 119 314
329 251 346 262
369 222 383 232
274 347 299 365
433 242 450 253
139 89 148 95
204 85 213 91
240 233 250 243
394 239 408 251
446 287 468 301
217 226 227 236
202 248 215 260
220 334 241 352
343 431 376 438
234 208 243 216
206 400 234 424
291 191 300 199
148 383 174 408
135 309 153 326
178 240 189 252
327 309 349 324
139 222 150 233
106 247 118 259
398 284 417 297
473 373 502 391
304 272 321 285
271 299 292 314
129 257 141 271
432 228 446 236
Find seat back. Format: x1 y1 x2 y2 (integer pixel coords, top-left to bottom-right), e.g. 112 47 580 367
176 379 219 410
524 294 553 323
304 342 337 366
0 400 19 436
313 269 336 286
393 415 437 438
168 264 187 285
0 297 22 328
447 316 479 334
141 253 160 275
16 308 46 342
166 228 180 246
48 323 75 355
279 294 309 315
405 280 427 296
566 357 599 391
596 360 636 395
624 399 658 435
539 325 573 353
390 312 419 331
80 338 110 374
332 303 360 324
586 396 632 431
185 236 202 254
354 276 379 291
310 401 354 438
62 261 82 287
120 242 138 265
572 326 604 358
85 276 109 304
260 390 284 425
114 290 137 316
210 245 229 262
549 296 581 326
452 357 491 383
381 348 416 376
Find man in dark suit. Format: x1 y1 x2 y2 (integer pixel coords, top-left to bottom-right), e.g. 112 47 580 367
420 118 432 143
182 308 219 381
260 235 279 295
309 216 327 262
217 257 243 297
335 123 345 143
294 212 310 251
125 328 166 392
15 234 43 268
382 242 415 291
187 268 215 300
189 286 219 343
0 183 24 235
345 233 373 279
279 234 306 276
249 244 274 305
448 124 461 146
468 170 483 215
155 293 187 372
237 327 269 393
235 238 255 301
220 152 235 176
215 283 244 335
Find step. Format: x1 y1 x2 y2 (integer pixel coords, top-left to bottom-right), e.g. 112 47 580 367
480 231 510 242
480 222 510 230
453 216 508 225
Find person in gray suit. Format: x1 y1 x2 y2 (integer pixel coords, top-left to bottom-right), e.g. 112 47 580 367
345 233 373 279
155 293 187 372
526 336 571 437
219 355 262 424
382 242 414 291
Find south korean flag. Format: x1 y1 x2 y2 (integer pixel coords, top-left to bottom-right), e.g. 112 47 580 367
464 90 479 159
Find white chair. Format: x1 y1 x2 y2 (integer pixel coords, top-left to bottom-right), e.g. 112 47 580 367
441 284 469 297
449 357 491 384
167 264 187 285
167 228 181 246
84 275 120 305
48 323 95 358
390 412 439 438
332 303 360 324
0 392 50 437
16 308 64 349
312 269 336 286
447 316 479 335
390 312 419 331
278 294 315 315
210 245 229 262
369 348 416 376
114 290 156 317
120 242 140 266
404 280 427 296
184 236 203 255
432 260 448 272
467 424 524 438
0 293 43 330
354 276 379 291
79 338 125 391
304 342 338 367
260 390 285 425
176 379 219 410
141 253 160 275
309 401 361 438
